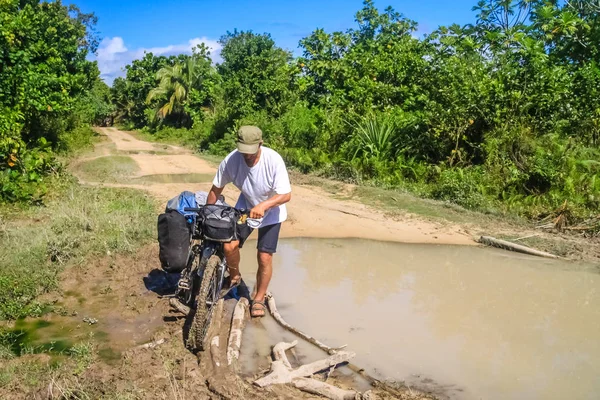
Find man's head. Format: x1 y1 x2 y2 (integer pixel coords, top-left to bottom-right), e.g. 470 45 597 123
237 125 263 165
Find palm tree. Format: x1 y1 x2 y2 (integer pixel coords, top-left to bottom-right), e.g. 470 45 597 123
146 57 203 125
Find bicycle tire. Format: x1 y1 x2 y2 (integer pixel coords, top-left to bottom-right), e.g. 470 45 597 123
187 254 220 351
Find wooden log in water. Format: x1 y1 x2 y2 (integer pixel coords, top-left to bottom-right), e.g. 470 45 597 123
226 297 249 366
254 339 356 399
478 236 560 259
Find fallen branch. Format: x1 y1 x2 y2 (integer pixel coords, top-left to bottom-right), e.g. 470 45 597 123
255 340 357 400
292 377 358 400
266 293 346 355
210 299 225 368
478 236 560 259
273 340 297 369
267 293 384 387
513 233 540 241
210 336 221 368
264 294 423 398
136 338 166 350
130 329 182 352
227 297 249 366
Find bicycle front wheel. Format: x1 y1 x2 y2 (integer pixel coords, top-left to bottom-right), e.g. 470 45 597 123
187 254 220 351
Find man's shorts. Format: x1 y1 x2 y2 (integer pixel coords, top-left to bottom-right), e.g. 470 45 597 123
237 223 281 254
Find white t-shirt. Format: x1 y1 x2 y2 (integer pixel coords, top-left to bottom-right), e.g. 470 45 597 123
213 147 291 228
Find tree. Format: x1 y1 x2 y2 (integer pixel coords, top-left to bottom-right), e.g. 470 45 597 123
218 30 296 119
0 0 100 201
146 45 218 127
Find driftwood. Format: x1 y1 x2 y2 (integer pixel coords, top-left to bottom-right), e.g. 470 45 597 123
254 340 357 400
478 236 560 259
267 293 384 386
134 338 166 350
265 293 422 397
293 377 358 400
266 293 346 355
273 341 295 369
130 329 182 352
210 299 225 368
227 297 249 366
210 336 221 367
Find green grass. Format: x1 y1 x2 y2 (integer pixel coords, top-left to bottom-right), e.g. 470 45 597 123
197 153 224 167
0 175 156 321
0 356 61 392
0 336 129 398
351 184 504 224
77 155 140 183
132 128 195 148
57 127 98 156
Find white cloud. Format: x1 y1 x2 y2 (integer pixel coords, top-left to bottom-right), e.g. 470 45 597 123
94 36 222 85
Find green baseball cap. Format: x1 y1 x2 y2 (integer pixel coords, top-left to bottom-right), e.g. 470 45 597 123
237 125 263 154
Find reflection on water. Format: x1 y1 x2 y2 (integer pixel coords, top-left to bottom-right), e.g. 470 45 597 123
238 238 600 400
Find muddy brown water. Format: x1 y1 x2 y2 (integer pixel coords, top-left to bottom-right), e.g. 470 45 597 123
238 238 600 400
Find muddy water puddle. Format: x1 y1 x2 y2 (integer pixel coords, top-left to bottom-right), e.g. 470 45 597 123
238 238 600 400
1 285 166 364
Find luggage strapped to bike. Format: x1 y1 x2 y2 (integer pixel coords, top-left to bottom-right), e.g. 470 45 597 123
197 205 241 243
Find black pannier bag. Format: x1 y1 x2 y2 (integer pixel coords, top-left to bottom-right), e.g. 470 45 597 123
157 210 191 272
201 205 238 243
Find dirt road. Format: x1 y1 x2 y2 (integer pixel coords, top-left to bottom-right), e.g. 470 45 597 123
93 127 474 246
20 127 469 400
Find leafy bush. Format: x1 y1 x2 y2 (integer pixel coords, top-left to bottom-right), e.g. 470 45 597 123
430 167 488 210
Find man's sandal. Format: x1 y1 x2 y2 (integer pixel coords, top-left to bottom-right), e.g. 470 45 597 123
250 300 266 318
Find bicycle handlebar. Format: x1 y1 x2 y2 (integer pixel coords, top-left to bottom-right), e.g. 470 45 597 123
183 205 249 215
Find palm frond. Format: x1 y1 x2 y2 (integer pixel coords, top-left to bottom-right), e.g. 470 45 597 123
146 87 168 104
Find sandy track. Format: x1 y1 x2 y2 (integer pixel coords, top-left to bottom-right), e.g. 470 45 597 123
89 128 474 246
97 127 158 151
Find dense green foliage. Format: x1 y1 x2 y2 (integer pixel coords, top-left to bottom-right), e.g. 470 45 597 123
109 1 595 222
107 1 600 221
0 0 111 202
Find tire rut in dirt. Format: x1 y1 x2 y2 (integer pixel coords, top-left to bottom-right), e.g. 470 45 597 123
187 254 220 351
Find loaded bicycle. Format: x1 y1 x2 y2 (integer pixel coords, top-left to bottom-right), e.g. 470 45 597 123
169 204 250 351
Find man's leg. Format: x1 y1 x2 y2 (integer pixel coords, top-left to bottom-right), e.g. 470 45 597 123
251 223 281 317
254 251 273 304
224 222 254 287
223 241 242 285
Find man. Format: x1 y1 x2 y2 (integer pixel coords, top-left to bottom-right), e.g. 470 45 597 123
206 125 292 318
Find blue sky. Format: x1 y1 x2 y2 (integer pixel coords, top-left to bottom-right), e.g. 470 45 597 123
76 0 480 84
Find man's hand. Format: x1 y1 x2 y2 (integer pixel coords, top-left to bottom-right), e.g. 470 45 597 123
207 185 224 205
250 203 267 219
247 193 291 220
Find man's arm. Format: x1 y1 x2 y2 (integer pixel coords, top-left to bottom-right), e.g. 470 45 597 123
206 185 224 205
250 192 292 219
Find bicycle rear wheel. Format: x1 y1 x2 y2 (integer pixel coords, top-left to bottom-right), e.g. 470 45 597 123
186 254 220 351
